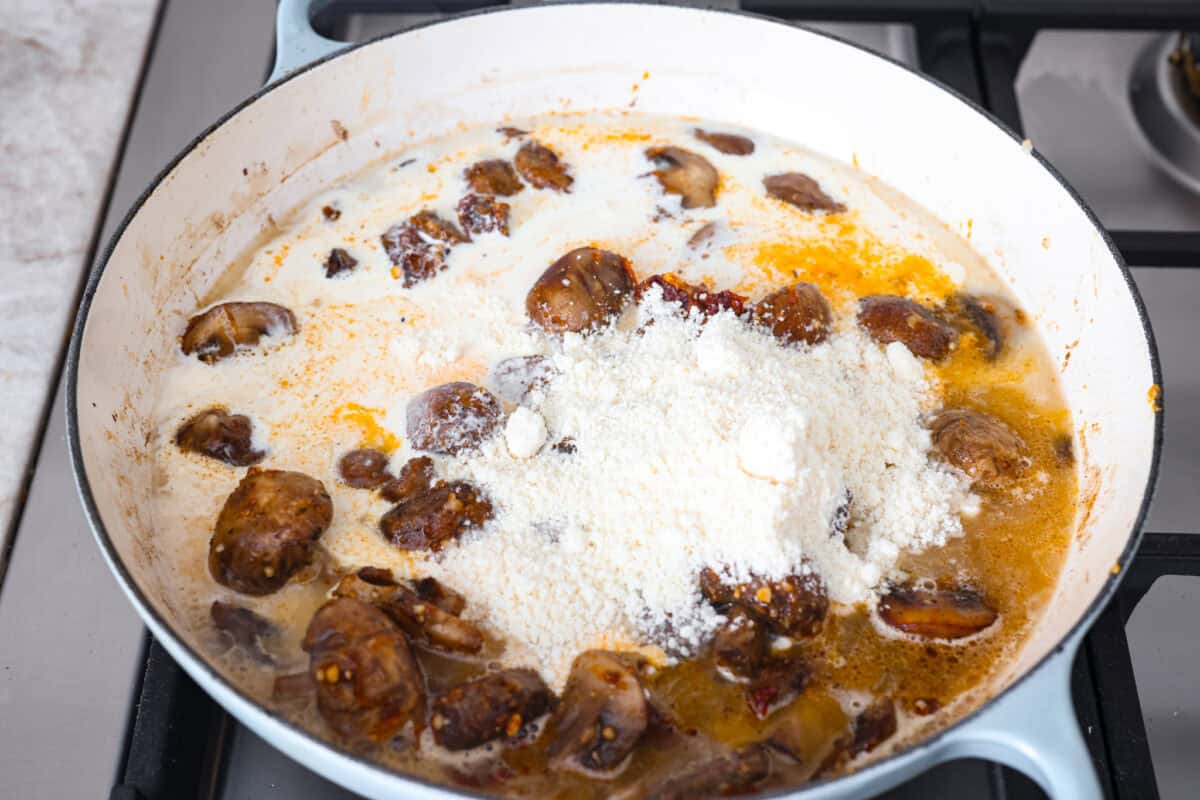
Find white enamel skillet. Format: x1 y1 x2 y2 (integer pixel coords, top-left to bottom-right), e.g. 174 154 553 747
67 2 1162 798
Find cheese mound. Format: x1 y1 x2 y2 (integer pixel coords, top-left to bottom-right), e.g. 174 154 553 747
438 291 971 687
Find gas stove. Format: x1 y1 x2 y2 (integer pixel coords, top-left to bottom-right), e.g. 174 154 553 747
3 2 1199 798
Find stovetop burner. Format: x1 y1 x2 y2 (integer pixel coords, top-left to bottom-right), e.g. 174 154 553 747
1131 33 1200 194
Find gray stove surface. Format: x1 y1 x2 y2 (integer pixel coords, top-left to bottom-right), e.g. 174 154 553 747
1 3 1197 799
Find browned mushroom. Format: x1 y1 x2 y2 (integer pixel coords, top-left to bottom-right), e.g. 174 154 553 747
878 585 998 640
208 469 332 596
406 382 502 456
491 355 557 404
848 698 897 757
645 146 719 209
694 128 756 156
380 480 493 552
752 283 833 346
181 302 296 363
464 159 524 196
174 407 264 466
766 691 850 775
636 273 747 318
763 172 845 213
515 141 573 191
333 568 484 654
700 570 829 638
929 408 1026 487
380 456 435 504
857 295 957 359
414 576 467 616
548 650 649 773
526 247 636 333
337 448 392 489
457 193 511 237
940 293 1003 360
643 745 771 799
210 600 277 664
744 653 810 720
430 669 553 750
712 609 768 680
324 247 358 278
302 597 425 744
381 211 468 288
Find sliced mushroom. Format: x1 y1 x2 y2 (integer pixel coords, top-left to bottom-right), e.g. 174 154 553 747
333 569 484 654
181 302 296 363
430 669 553 750
857 294 957 360
380 456 435 504
337 448 392 489
878 585 998 640
636 273 747 318
324 247 358 278
208 469 332 596
941 293 1003 360
457 193 510 237
526 247 635 333
763 172 845 213
174 407 264 466
849 698 897 757
210 600 277 664
752 283 833 346
644 745 771 800
514 141 573 192
645 146 719 209
464 159 524 196
712 609 768 680
744 653 810 720
930 408 1026 487
491 355 558 404
548 650 649 773
701 570 829 638
414 576 467 616
302 597 425 744
694 128 755 156
380 480 493 552
381 211 467 288
409 209 468 244
406 382 502 456
767 691 850 775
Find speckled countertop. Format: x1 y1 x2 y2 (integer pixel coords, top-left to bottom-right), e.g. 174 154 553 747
0 0 157 542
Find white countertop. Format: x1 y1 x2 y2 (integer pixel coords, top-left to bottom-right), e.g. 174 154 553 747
0 0 157 545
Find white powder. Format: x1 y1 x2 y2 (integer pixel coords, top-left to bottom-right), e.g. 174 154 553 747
436 290 972 688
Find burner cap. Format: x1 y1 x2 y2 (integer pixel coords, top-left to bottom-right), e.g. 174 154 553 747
1130 33 1200 194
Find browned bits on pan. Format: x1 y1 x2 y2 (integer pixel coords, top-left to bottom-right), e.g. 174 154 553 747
302 597 425 744
645 146 719 209
491 355 557 404
406 382 502 455
763 172 846 213
430 669 552 750
464 159 524 196
930 408 1026 486
380 456 434 504
321 204 341 221
849 698 898 757
497 126 529 140
210 600 277 664
515 140 573 192
381 210 468 288
910 697 941 716
694 128 756 156
181 302 296 363
324 247 357 278
332 569 484 653
643 745 771 799
553 437 577 454
457 193 510 237
337 448 392 489
208 469 332 596
878 585 999 639
526 247 635 333
702 570 829 638
687 221 717 249
379 480 492 552
857 294 957 359
1053 433 1075 467
753 282 833 346
548 651 648 773
175 407 264 466
636 273 747 318
941 293 1003 360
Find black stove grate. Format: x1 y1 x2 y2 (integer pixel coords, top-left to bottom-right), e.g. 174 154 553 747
110 3 1200 798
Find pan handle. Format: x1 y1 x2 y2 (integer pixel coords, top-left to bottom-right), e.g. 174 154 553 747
934 633 1102 799
269 0 349 84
